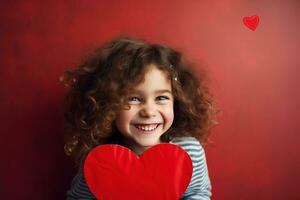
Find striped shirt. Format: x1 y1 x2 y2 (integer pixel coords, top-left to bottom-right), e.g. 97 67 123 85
66 136 211 200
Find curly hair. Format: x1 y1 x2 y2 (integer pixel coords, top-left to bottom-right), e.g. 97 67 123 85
60 36 220 165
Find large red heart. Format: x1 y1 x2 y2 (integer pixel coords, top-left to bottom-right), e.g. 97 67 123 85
243 15 259 31
84 144 193 200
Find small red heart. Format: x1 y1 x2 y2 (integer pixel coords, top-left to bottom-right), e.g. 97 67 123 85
243 15 259 31
84 144 193 200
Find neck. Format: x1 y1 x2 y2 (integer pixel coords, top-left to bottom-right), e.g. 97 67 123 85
121 138 147 156
120 136 162 156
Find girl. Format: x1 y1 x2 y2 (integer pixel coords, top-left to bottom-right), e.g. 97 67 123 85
61 36 219 199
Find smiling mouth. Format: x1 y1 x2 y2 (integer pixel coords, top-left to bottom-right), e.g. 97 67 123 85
133 124 160 132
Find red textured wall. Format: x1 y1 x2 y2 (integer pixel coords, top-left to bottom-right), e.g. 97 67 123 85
1 0 299 199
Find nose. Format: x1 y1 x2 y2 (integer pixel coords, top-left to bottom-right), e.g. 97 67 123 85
139 102 157 118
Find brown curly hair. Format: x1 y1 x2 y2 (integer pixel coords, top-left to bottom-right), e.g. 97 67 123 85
60 36 220 165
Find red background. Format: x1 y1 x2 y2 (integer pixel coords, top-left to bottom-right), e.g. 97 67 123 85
1 0 299 199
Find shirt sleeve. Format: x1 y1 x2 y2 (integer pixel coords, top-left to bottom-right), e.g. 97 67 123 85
66 160 97 200
171 137 212 200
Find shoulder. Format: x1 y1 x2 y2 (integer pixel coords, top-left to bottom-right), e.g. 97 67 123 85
66 159 97 199
170 136 204 156
170 137 208 178
170 136 201 144
171 137 212 199
170 136 207 168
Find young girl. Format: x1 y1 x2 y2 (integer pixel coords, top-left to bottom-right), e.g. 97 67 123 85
61 36 219 199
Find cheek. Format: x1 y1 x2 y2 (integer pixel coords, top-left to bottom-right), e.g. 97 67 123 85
116 110 134 125
163 106 174 123
115 112 131 136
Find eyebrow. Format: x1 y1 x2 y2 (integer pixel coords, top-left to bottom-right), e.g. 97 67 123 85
132 89 172 95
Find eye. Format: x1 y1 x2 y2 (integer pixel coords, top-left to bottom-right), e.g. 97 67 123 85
156 96 169 101
128 96 141 102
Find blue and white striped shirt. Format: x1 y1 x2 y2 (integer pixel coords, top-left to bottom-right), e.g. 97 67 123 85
66 136 211 200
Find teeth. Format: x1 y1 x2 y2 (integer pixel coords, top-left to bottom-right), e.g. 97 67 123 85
135 124 158 131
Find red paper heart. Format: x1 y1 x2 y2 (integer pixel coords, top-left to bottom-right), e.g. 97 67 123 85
84 144 193 200
243 15 259 31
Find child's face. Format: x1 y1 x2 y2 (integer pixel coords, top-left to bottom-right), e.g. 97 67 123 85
115 64 174 155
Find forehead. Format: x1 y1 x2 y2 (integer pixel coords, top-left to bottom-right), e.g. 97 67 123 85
134 64 171 91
